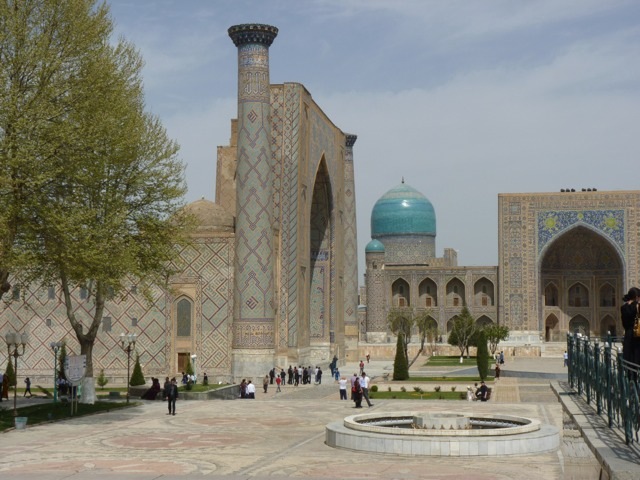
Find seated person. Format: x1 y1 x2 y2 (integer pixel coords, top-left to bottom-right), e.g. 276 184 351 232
475 381 489 402
142 377 161 400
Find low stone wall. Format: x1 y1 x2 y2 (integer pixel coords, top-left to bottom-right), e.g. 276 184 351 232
180 384 239 401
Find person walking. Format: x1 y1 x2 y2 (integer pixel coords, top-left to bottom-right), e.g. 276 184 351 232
263 374 269 393
167 378 178 415
353 377 363 408
275 375 282 393
360 372 373 407
24 377 32 397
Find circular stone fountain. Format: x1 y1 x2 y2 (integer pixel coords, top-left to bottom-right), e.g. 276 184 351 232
325 411 559 456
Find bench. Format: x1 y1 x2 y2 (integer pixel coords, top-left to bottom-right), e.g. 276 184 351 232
108 391 121 398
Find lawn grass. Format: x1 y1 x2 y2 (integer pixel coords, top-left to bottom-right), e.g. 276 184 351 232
424 355 478 367
0 400 134 432
369 391 465 400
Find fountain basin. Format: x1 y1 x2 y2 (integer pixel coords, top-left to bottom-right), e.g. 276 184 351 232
326 411 559 456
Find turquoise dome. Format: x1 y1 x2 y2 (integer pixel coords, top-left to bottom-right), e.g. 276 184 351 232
365 239 385 253
371 182 436 237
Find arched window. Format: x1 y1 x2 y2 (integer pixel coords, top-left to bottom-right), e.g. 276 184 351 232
176 298 192 337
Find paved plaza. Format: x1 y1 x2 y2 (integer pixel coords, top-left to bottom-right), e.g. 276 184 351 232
0 358 628 479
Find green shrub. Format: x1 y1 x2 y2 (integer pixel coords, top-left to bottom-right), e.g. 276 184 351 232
459 392 466 400
129 354 145 386
434 386 441 392
387 386 392 392
400 386 407 392
413 386 423 393
392 332 409 380
97 369 109 390
451 386 456 392
370 384 378 392
476 330 490 380
5 359 16 387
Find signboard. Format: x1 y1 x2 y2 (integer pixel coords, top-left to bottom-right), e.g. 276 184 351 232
64 355 87 384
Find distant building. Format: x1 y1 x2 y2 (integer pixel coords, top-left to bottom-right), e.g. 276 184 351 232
361 185 639 348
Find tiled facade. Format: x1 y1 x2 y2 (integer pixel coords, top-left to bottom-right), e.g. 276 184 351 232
2 24 358 384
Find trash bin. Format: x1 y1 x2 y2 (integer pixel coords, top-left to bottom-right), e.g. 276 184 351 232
15 417 28 430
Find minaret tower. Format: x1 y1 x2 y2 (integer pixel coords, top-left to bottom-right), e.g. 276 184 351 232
343 134 359 357
228 24 278 377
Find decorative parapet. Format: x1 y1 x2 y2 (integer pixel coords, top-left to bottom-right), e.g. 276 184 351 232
228 24 278 47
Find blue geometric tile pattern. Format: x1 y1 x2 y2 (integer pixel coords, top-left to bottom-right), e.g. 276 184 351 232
537 209 625 254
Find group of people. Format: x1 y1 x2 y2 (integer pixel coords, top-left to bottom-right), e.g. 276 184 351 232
467 381 489 401
282 365 324 386
239 379 256 398
346 371 373 408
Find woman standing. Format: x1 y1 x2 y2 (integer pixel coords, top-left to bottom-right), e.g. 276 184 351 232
352 377 363 408
621 287 640 366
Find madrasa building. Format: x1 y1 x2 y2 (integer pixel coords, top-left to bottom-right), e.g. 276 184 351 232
360 184 640 355
1 24 360 383
3 23 639 385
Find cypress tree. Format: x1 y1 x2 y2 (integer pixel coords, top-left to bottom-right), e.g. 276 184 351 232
476 330 490 380
393 333 409 381
5 359 16 387
129 354 145 386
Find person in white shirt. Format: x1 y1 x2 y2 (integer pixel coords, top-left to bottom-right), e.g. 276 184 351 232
360 372 373 407
246 380 256 399
338 377 348 400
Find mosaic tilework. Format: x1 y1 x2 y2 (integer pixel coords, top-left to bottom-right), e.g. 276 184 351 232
537 210 625 255
343 136 359 332
233 40 275 348
281 84 301 348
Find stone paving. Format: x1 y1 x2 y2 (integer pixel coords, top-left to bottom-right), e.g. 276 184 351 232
0 358 618 479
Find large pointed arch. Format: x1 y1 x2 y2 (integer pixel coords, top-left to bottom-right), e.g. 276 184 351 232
540 225 622 339
309 157 334 345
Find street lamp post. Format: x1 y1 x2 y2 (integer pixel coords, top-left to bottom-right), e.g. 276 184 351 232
49 341 63 403
5 331 28 417
119 332 137 404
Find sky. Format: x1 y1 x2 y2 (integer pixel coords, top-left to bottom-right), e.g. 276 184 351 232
108 0 640 282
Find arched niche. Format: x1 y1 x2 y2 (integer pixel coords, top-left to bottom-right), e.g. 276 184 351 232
569 315 590 336
599 283 616 308
568 282 589 307
540 225 622 337
473 277 494 306
446 278 465 307
599 314 617 338
476 315 493 328
309 157 333 343
545 314 560 342
392 278 410 307
418 278 437 307
544 283 559 307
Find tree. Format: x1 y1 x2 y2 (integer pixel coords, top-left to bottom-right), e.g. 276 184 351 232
476 330 490 380
96 369 109 390
58 341 68 382
0 0 115 298
388 308 413 367
129 354 145 386
448 307 477 358
5 359 16 387
2 1 190 403
414 311 436 364
484 324 510 355
393 332 409 380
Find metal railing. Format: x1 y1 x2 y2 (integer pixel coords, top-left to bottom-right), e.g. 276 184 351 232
567 333 640 445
